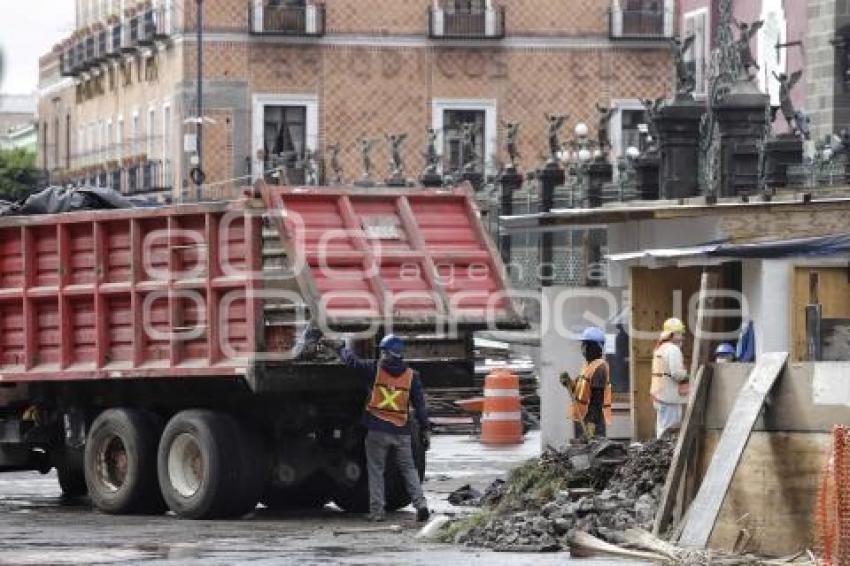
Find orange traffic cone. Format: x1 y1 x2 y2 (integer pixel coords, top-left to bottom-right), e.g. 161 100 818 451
480 368 523 445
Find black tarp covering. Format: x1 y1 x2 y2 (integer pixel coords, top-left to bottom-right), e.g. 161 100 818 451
0 186 157 216
708 234 850 258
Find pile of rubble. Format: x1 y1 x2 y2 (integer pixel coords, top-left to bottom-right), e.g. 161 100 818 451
441 437 675 552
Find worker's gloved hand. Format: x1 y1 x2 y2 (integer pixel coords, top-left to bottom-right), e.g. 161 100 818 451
420 428 431 451
319 337 345 352
558 371 572 388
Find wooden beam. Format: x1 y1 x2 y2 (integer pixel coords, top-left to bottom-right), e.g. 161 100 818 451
652 364 711 536
806 304 822 361
678 352 788 548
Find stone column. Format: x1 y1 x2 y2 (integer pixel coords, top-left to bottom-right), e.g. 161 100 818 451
655 99 706 199
633 154 660 200
538 162 565 287
763 136 803 188
498 167 523 267
716 87 770 197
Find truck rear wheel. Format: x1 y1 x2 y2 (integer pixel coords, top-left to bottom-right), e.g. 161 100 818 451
332 423 426 513
157 410 264 519
84 408 165 514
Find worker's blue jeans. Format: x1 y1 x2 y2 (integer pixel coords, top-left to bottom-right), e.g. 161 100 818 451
365 429 426 514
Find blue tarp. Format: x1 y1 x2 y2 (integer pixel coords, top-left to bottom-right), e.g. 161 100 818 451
709 234 850 259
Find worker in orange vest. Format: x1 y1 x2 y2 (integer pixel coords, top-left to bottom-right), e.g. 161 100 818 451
559 327 613 439
651 317 690 439
329 334 431 523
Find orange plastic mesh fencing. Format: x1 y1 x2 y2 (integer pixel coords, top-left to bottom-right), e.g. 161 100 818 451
815 426 850 565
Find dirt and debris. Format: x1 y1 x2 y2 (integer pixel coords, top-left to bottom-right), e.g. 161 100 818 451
440 436 675 551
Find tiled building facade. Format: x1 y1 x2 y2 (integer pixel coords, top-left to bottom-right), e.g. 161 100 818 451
38 0 674 199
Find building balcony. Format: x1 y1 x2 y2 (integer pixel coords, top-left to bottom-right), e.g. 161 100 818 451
95 29 109 62
609 5 674 40
107 23 123 58
428 6 505 40
249 2 326 36
60 44 78 77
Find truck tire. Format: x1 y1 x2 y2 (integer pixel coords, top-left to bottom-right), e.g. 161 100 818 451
84 408 165 514
157 410 264 519
332 422 426 514
54 447 87 498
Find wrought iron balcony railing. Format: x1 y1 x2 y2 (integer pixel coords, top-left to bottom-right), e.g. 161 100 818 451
429 6 505 39
249 3 326 36
609 6 674 39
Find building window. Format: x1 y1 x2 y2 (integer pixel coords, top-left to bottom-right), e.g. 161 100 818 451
262 105 306 183
53 117 59 168
162 103 172 187
117 116 124 158
252 93 318 182
606 100 647 164
443 109 485 175
431 99 497 176
621 110 645 153
683 8 709 96
65 114 71 169
106 120 113 161
42 123 48 171
147 107 156 159
132 112 140 156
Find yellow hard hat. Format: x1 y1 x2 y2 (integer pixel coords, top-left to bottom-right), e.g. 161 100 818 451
663 317 686 334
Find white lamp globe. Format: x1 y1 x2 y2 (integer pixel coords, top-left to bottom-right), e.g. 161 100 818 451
578 148 592 163
626 146 640 159
574 123 589 138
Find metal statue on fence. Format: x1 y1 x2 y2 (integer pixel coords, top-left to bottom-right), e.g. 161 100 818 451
772 70 807 138
327 143 343 184
358 137 376 180
302 148 318 186
671 34 697 96
385 133 407 178
423 128 440 173
502 122 521 168
545 113 569 163
595 104 616 153
699 0 744 196
461 123 481 171
734 19 764 81
640 97 664 145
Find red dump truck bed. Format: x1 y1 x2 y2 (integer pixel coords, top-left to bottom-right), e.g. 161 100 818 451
0 183 522 384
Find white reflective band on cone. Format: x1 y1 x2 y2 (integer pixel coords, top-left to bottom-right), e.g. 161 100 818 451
481 411 523 421
483 389 520 398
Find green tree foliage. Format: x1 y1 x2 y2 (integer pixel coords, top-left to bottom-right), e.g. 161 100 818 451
0 149 38 201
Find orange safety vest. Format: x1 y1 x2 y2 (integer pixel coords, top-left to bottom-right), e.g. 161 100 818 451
570 358 613 426
366 367 413 427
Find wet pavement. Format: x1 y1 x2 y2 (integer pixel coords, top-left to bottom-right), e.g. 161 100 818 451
0 432 641 565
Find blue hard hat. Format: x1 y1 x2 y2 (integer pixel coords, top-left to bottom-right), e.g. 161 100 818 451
715 342 735 356
579 327 606 346
379 334 405 358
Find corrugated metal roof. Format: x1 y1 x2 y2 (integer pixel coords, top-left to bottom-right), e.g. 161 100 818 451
262 184 526 330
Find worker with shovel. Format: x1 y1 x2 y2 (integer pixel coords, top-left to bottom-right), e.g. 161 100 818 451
651 318 690 439
323 334 431 523
559 327 612 440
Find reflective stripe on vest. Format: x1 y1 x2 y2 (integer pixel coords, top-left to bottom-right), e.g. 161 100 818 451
366 367 413 427
570 358 613 426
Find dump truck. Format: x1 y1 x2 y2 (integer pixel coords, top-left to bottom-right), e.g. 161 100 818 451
0 182 524 519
